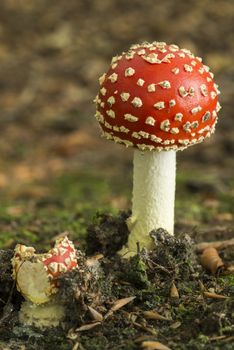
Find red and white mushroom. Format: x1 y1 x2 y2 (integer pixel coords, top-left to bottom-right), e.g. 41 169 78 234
94 42 221 255
42 236 78 280
12 236 78 327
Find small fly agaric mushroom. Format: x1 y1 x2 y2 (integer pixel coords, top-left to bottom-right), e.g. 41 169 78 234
12 236 78 328
94 42 221 256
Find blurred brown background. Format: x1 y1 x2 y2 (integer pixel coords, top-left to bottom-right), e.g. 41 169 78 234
0 0 233 203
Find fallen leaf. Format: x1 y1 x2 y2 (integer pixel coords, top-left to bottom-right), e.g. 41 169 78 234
104 296 135 319
195 238 234 253
203 291 229 300
170 283 179 298
142 340 171 350
200 247 224 275
143 311 170 321
88 306 103 322
110 296 136 312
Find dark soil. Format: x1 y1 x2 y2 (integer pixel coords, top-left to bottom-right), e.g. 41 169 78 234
0 220 234 350
86 211 130 257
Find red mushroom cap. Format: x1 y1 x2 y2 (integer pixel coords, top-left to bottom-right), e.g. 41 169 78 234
95 42 221 151
42 236 78 279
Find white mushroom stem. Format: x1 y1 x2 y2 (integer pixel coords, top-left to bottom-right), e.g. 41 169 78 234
124 149 176 255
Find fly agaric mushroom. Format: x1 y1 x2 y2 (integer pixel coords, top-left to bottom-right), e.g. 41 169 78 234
94 42 221 256
12 236 78 328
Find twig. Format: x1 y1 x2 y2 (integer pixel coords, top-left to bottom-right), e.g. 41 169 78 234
147 259 172 275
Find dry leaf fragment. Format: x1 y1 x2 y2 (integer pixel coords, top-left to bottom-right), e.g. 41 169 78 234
223 336 234 343
170 321 181 329
133 322 157 335
198 280 206 292
135 336 157 343
110 296 136 312
86 254 104 268
209 335 227 341
72 343 79 350
67 328 78 340
143 311 170 321
203 291 228 300
142 340 171 350
76 322 101 331
195 238 234 253
224 265 234 274
200 247 224 275
88 306 103 322
219 265 234 276
104 296 136 319
170 283 179 298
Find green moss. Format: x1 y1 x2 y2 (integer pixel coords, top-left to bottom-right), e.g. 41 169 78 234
173 301 205 323
53 172 111 203
0 171 117 250
219 191 234 213
218 274 234 287
137 288 162 309
175 170 234 224
80 335 109 350
122 255 150 288
179 334 209 350
0 157 233 350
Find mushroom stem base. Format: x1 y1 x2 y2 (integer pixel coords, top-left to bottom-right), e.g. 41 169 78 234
19 300 65 328
122 149 176 256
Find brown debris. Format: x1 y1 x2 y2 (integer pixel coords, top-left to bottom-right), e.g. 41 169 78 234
143 311 171 321
209 335 228 341
87 306 103 322
170 321 181 329
75 322 101 332
109 296 136 312
135 336 158 343
195 238 234 253
104 296 136 319
203 291 229 300
71 343 79 350
133 322 157 335
222 265 234 275
170 283 179 298
142 340 171 350
86 254 104 268
198 280 206 292
200 247 224 275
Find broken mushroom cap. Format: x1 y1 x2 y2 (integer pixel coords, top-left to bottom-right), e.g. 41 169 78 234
95 42 221 151
12 236 78 304
42 236 78 279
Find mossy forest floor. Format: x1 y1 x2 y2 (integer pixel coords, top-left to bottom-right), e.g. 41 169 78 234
0 168 233 350
0 0 234 349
